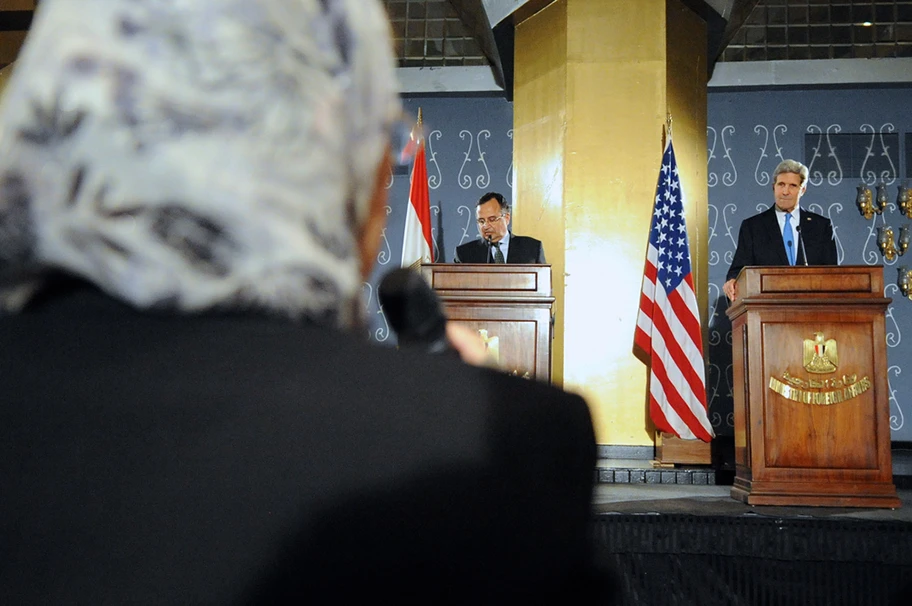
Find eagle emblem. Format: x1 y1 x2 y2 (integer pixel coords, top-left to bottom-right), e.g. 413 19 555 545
803 332 838 374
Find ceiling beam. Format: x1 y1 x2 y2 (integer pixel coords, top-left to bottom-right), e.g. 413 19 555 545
448 0 505 89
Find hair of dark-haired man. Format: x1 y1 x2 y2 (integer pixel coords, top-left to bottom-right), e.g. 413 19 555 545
477 192 510 213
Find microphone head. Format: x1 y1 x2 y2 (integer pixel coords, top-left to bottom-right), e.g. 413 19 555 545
378 268 447 349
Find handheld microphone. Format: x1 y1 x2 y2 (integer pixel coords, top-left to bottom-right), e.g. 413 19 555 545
378 268 451 354
795 225 809 266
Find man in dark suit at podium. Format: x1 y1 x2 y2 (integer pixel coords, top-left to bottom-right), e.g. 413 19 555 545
723 159 837 301
454 192 547 263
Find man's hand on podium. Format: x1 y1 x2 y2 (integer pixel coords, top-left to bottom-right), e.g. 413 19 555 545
723 278 738 302
445 323 491 366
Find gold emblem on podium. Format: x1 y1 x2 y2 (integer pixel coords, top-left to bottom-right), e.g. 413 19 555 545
768 331 870 405
803 332 838 374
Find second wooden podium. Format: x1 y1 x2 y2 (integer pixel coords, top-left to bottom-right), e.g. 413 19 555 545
726 266 899 508
420 263 554 382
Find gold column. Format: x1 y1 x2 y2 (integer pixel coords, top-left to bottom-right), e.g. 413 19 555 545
512 0 708 446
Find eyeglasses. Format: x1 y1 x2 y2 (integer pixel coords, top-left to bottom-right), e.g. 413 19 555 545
477 215 505 226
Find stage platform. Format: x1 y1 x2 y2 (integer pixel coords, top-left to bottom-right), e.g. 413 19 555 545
590 460 912 605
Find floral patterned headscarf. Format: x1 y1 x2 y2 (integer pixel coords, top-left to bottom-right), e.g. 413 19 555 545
0 0 400 328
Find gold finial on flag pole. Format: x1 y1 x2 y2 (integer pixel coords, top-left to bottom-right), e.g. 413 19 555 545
414 107 424 143
666 112 673 141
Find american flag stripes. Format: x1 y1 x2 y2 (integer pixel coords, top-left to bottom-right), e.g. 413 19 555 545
634 140 714 442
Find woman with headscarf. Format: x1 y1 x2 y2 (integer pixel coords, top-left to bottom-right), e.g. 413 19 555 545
0 1 608 603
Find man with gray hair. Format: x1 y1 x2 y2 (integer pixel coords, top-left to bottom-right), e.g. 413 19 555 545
454 191 546 263
723 159 837 301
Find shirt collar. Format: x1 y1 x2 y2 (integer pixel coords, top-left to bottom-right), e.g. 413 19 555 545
776 206 800 219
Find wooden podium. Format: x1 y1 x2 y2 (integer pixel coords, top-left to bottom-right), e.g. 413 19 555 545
726 266 899 508
420 263 554 382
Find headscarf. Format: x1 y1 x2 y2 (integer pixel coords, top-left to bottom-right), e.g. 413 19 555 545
0 0 400 328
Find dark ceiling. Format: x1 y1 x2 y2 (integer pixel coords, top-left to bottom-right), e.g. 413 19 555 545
3 1 912 80
381 0 912 83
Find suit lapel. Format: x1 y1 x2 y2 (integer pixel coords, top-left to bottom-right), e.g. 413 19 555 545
505 234 517 263
797 212 820 263
478 239 492 263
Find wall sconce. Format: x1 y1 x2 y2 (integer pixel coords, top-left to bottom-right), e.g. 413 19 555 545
878 225 911 261
898 182 912 219
898 266 912 300
876 182 890 212
877 226 896 260
856 184 879 219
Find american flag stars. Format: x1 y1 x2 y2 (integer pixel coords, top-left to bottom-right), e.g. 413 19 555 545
651 165 693 291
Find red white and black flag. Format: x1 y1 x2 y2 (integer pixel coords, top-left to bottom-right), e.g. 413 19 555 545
634 138 714 442
400 111 433 268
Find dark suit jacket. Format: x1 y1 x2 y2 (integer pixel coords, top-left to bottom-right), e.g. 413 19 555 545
726 206 838 281
0 281 610 604
454 233 546 263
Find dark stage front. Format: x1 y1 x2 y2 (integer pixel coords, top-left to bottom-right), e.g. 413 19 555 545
591 483 912 605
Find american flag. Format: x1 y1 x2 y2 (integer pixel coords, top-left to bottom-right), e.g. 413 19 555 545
634 140 714 442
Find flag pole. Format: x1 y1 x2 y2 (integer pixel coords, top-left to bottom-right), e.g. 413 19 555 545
401 108 433 268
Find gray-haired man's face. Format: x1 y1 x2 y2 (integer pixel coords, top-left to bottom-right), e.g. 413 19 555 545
773 172 806 213
476 199 511 243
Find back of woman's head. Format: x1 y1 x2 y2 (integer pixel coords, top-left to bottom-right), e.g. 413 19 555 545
0 0 400 328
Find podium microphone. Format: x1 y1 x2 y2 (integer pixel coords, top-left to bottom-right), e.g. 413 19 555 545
485 234 493 264
378 268 451 354
796 225 809 266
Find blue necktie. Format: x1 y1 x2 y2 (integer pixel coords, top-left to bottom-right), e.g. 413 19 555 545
783 213 795 266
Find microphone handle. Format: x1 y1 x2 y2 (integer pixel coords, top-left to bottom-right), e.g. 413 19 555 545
378 268 456 356
796 226 809 266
